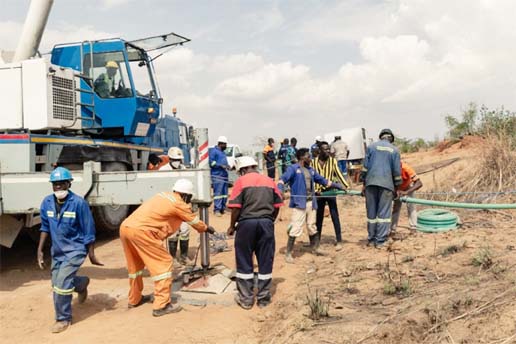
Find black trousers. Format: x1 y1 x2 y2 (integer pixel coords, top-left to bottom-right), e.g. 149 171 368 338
234 218 275 306
315 196 342 242
266 162 275 179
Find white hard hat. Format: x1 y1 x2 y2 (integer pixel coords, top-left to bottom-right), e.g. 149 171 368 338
235 156 258 171
167 147 184 160
315 136 322 141
217 136 228 144
173 179 194 195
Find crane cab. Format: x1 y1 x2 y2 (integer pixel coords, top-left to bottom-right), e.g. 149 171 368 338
50 33 190 144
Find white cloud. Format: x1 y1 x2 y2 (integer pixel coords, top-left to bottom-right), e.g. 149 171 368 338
0 20 116 53
98 0 132 10
3 0 516 149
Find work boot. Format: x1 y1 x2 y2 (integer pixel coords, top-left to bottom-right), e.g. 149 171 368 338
234 294 253 310
335 242 344 252
77 276 90 304
152 303 182 317
128 294 154 309
51 321 70 333
179 240 193 266
285 236 296 264
214 211 222 217
310 234 326 256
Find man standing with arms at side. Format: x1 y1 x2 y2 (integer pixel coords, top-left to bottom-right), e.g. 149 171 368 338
209 136 230 217
360 129 402 248
330 135 349 176
278 148 344 263
391 161 423 232
227 156 283 309
37 167 103 333
313 141 349 251
263 138 276 180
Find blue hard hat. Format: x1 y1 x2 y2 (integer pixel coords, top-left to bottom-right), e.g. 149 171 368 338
49 167 73 182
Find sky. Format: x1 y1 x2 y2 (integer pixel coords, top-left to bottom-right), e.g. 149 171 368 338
1 0 516 149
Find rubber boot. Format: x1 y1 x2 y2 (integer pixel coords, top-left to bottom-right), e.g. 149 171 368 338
179 240 193 266
310 234 326 256
168 239 181 267
285 236 296 264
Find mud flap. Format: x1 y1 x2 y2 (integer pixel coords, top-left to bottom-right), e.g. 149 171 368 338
0 214 24 248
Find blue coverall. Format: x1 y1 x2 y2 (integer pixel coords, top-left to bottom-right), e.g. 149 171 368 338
209 146 229 213
40 191 96 322
361 140 402 245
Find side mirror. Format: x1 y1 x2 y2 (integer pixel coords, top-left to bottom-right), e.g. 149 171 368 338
158 97 163 104
235 153 243 158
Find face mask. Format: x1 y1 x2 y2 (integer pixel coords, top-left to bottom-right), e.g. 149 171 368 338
171 161 181 169
54 190 69 200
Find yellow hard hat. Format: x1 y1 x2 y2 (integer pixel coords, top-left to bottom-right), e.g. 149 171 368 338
106 61 118 69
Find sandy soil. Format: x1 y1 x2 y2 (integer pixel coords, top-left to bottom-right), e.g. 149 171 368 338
1 142 515 344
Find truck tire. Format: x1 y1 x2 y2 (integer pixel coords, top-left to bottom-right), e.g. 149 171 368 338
92 162 131 232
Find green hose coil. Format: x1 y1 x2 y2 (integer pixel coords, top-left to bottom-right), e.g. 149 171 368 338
416 209 459 233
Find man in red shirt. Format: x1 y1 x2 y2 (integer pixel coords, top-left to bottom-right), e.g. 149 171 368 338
391 161 423 231
227 156 283 309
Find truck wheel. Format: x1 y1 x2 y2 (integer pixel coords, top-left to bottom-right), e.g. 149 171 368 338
92 162 131 232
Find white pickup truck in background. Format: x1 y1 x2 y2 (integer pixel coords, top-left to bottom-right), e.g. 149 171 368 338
224 143 242 185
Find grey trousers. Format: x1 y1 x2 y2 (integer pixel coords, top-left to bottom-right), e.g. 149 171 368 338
365 185 394 245
391 191 417 230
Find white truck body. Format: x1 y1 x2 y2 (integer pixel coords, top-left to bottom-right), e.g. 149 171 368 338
323 127 368 160
0 58 80 131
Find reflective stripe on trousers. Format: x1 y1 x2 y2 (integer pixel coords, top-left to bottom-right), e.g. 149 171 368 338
365 185 394 244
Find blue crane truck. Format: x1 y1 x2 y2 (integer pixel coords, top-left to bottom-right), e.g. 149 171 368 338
0 25 203 246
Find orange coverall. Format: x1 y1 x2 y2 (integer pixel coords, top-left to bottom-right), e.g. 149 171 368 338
120 191 208 309
147 155 170 171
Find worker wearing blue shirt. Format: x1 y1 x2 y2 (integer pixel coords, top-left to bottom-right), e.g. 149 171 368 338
310 136 322 158
360 129 402 248
37 167 103 334
278 148 344 263
209 136 230 216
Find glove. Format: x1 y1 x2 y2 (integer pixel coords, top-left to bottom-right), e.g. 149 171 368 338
331 182 344 191
277 183 285 194
207 226 216 235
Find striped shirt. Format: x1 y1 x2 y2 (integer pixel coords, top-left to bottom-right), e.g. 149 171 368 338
312 156 349 193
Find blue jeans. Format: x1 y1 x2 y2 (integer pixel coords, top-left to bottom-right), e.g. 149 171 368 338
365 185 394 245
51 254 88 321
337 160 347 175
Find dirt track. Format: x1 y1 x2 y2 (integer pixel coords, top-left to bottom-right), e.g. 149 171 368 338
1 144 516 344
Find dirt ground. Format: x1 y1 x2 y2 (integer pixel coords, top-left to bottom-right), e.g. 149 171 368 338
1 143 516 344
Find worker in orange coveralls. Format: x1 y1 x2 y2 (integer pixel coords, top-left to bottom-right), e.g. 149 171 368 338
120 179 216 317
147 153 169 170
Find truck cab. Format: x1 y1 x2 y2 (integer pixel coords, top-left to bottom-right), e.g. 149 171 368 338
49 33 189 144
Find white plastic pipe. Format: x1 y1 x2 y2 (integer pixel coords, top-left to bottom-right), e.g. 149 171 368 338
13 0 54 62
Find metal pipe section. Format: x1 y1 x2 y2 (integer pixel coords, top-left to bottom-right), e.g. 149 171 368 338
13 0 54 62
199 206 210 271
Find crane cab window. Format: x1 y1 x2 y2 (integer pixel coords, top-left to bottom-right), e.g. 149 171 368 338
126 45 157 100
84 52 133 98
